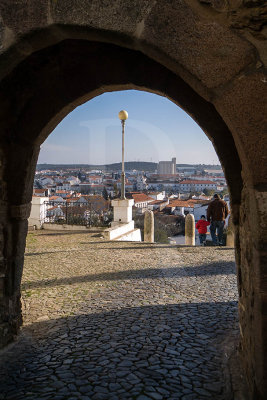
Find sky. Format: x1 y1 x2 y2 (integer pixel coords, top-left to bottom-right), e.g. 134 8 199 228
38 90 220 165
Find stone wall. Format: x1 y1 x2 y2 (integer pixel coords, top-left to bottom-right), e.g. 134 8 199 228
236 185 267 397
0 1 266 397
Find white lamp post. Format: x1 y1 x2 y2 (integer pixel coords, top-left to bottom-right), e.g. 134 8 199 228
118 110 128 199
109 109 141 241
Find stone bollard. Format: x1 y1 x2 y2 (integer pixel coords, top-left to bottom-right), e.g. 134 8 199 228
185 214 195 246
144 210 154 243
226 215 235 247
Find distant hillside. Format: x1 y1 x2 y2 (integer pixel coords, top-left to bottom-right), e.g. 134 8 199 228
36 162 158 172
36 162 221 172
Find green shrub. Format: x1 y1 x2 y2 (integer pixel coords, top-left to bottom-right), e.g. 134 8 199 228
154 229 169 244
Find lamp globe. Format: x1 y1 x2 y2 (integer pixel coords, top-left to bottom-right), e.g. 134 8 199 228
118 110 128 121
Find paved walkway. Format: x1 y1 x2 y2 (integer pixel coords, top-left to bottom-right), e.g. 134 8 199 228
0 231 243 399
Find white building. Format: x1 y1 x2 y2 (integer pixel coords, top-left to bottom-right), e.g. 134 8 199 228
88 175 103 184
179 180 217 192
49 195 65 204
39 177 54 186
130 193 154 210
148 199 169 211
147 191 166 200
45 205 65 221
55 190 73 198
216 185 228 192
61 182 72 190
68 176 81 185
147 181 180 192
33 188 49 197
193 203 209 221
165 199 194 216
136 175 148 191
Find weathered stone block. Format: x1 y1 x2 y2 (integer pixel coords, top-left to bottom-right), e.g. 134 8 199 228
226 215 235 247
144 210 154 243
185 214 195 246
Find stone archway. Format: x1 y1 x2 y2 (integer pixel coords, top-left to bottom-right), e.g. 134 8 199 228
0 2 266 398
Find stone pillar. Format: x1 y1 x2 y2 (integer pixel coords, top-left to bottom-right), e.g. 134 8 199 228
111 198 134 225
0 202 32 348
226 215 235 247
144 210 154 243
185 214 195 246
0 143 39 348
236 185 267 398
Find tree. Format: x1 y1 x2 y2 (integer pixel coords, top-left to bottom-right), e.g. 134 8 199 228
203 188 215 196
113 183 119 198
102 186 109 200
154 229 169 244
220 189 229 197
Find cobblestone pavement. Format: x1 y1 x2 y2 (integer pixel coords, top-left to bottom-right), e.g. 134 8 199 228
0 231 242 400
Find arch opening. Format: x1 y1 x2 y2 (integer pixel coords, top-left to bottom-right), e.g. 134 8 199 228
35 88 230 243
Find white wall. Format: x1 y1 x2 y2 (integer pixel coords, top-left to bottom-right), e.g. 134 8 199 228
194 204 209 221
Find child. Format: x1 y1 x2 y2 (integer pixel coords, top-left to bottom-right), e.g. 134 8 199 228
196 215 210 246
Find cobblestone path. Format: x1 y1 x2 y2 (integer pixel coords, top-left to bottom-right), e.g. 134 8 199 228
0 231 241 400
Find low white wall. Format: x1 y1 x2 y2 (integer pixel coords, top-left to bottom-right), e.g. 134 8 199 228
116 228 141 242
42 223 105 231
104 221 134 240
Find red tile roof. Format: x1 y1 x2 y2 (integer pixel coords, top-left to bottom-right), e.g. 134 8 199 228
66 198 80 203
89 175 102 180
131 193 155 203
166 199 210 208
149 200 168 205
34 188 46 193
49 196 64 201
47 205 62 211
166 200 194 208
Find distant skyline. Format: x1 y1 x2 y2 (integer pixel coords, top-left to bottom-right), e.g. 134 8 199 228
38 90 220 165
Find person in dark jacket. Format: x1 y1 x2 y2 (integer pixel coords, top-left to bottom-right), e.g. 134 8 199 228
207 194 229 245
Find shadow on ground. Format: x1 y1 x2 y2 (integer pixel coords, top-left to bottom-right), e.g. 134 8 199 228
25 245 233 257
0 301 241 400
21 260 236 290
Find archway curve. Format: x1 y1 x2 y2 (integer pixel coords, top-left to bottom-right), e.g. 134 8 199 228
0 38 242 209
0 24 212 101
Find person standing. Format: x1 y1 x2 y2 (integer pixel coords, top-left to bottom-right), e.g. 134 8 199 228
207 194 229 245
196 215 210 246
